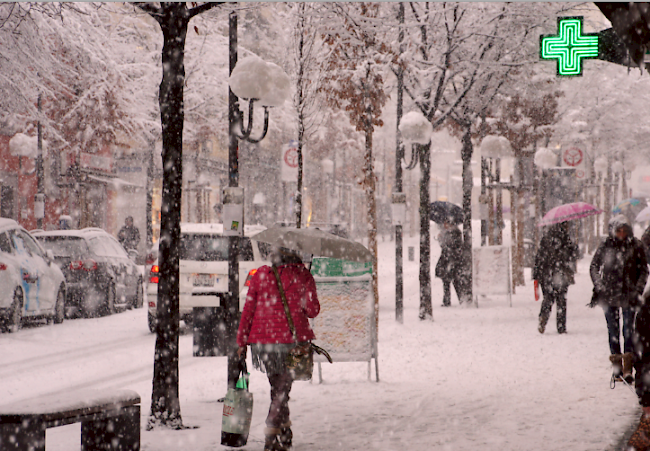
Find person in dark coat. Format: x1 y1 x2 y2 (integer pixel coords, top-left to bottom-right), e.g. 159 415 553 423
532 221 578 335
590 214 648 385
435 221 468 307
117 216 140 251
237 247 320 451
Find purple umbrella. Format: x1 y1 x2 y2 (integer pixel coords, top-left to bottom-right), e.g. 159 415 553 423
538 202 602 227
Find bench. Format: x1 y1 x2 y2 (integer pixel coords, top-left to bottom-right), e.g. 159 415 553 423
0 389 140 451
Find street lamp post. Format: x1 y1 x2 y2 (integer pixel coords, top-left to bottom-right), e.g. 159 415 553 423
225 11 290 389
398 111 433 320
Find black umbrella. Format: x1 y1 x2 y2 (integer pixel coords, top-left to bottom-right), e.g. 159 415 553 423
430 201 463 225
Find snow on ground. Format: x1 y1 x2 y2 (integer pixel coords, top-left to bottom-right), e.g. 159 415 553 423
0 225 642 451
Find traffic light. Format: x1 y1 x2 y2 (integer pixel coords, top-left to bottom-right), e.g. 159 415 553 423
596 2 650 68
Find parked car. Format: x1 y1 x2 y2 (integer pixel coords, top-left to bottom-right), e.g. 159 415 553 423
146 223 270 333
0 219 66 332
33 228 143 318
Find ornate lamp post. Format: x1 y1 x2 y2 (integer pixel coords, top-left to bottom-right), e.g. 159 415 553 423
398 110 433 320
224 12 290 389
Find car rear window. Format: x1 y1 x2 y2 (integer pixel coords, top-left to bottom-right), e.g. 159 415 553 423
37 236 89 257
179 234 254 262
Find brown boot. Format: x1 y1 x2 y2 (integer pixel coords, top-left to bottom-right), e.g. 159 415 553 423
623 352 635 384
628 414 650 451
610 354 623 382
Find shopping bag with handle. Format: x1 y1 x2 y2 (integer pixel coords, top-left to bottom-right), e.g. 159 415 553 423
221 359 253 447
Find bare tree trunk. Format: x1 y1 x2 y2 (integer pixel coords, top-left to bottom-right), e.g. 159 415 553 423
460 127 473 302
363 67 380 334
138 1 222 430
419 141 432 320
150 8 188 429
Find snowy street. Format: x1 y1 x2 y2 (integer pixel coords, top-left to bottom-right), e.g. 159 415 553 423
0 235 640 451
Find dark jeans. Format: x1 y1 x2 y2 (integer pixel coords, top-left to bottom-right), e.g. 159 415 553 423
266 371 293 428
539 283 568 333
603 305 636 355
442 277 468 306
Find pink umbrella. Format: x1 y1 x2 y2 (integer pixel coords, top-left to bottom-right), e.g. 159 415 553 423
538 202 603 227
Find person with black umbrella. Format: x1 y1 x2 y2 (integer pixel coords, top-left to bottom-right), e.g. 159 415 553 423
435 220 468 307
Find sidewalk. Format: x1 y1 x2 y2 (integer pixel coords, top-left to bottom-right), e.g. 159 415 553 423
129 234 642 450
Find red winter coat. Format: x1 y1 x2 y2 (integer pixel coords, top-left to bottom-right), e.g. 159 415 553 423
237 263 320 347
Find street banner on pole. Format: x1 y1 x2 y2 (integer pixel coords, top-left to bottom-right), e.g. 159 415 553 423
281 140 299 182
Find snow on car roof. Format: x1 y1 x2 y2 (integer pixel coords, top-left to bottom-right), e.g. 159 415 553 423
180 223 266 237
31 228 113 239
0 218 20 232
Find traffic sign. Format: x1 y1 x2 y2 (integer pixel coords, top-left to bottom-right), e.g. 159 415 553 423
563 147 583 167
540 17 599 76
281 140 299 182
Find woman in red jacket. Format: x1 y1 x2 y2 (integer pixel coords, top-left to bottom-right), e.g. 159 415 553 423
237 247 320 451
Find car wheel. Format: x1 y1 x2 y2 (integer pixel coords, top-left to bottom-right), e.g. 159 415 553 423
54 288 65 324
133 279 144 309
147 310 157 333
6 289 23 333
105 282 116 316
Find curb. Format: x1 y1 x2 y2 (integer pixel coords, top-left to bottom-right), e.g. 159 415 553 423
610 408 641 451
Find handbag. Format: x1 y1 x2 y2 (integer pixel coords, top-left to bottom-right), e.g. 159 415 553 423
221 360 253 447
271 265 332 381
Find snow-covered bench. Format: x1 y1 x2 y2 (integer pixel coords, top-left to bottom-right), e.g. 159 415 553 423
0 389 140 451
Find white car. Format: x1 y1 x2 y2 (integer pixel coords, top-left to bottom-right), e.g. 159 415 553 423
146 223 269 333
0 219 66 332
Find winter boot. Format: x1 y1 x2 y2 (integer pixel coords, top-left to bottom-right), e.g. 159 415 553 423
538 318 547 334
264 428 288 451
609 354 623 382
628 413 650 451
623 352 635 384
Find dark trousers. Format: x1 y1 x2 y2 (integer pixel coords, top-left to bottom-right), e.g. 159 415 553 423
442 277 466 306
266 371 293 428
604 305 636 355
539 283 568 333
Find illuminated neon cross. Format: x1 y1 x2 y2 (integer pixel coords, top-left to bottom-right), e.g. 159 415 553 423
540 16 599 76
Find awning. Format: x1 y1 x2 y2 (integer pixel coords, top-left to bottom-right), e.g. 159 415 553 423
86 174 145 189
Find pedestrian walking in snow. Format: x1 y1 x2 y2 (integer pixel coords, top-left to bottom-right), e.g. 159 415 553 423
435 221 468 306
532 222 578 335
589 215 648 384
237 247 320 451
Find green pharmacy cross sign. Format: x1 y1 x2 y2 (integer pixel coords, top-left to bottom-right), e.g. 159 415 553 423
540 17 599 76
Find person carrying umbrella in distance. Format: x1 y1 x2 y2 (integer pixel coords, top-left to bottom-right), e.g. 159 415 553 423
590 214 648 385
430 201 469 308
534 202 601 335
532 222 578 334
435 220 467 307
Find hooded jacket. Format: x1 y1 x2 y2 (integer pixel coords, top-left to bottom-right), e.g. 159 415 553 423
532 223 578 288
590 215 649 308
